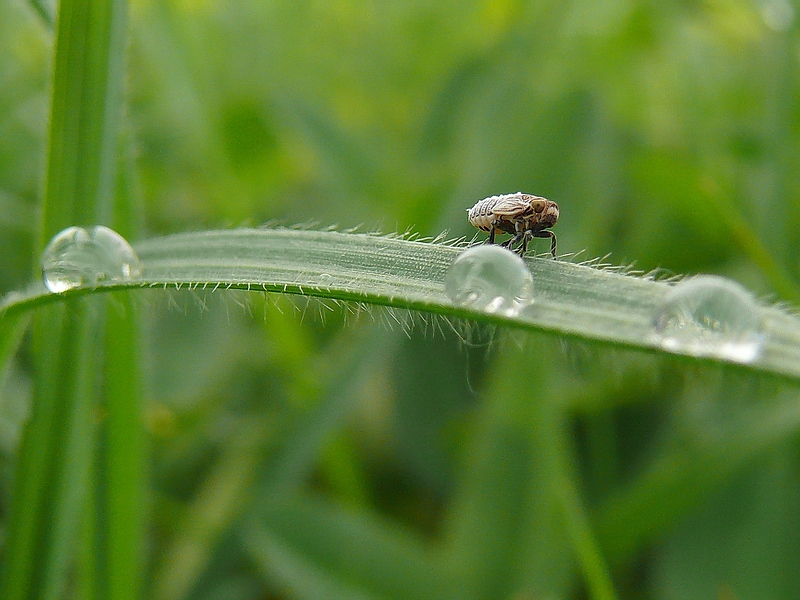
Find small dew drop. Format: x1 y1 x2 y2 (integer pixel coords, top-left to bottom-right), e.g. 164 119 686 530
41 226 143 293
652 275 765 364
445 245 534 317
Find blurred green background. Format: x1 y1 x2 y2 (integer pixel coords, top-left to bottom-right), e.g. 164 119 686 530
2 0 800 598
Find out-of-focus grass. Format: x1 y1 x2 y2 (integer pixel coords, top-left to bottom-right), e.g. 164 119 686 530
2 1 800 599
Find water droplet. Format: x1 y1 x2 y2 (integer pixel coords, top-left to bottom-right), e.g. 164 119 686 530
445 245 534 317
41 226 143 293
652 275 765 364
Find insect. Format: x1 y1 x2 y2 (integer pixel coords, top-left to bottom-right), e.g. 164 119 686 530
467 192 559 257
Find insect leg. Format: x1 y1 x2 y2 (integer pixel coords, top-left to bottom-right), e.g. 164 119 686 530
487 221 498 244
518 230 533 255
533 230 557 258
501 220 524 251
503 232 523 250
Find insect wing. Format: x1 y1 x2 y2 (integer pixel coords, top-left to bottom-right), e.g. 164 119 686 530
488 196 528 217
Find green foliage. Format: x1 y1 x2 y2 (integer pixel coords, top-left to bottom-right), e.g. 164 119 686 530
2 1 800 599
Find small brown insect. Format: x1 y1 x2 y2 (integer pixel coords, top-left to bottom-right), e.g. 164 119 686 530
467 192 559 257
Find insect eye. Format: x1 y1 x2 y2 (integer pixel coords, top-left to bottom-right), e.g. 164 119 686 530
531 201 544 213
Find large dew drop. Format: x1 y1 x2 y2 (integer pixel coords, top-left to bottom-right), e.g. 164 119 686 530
41 226 143 293
652 275 765 364
445 245 534 317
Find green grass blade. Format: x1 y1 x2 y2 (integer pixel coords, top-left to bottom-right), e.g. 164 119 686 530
27 0 55 29
5 228 800 380
2 302 98 600
2 0 132 598
151 418 272 600
595 386 800 566
443 366 556 599
38 0 127 244
0 313 28 387
245 494 453 600
538 408 617 600
100 294 144 600
444 341 600 599
152 325 391 600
